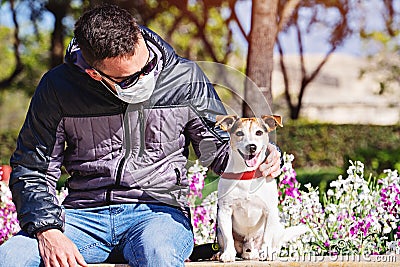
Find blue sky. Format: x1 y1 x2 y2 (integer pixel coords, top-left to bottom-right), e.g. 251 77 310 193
232 0 392 57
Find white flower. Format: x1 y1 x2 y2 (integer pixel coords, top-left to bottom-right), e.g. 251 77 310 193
327 189 334 196
304 183 312 190
335 190 343 199
330 180 342 188
383 225 392 234
325 204 337 213
327 213 336 223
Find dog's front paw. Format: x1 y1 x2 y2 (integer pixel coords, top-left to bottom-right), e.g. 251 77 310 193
220 249 236 262
242 249 260 260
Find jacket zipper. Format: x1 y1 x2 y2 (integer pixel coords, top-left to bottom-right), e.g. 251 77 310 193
107 103 129 203
175 168 182 199
138 105 145 157
174 168 181 186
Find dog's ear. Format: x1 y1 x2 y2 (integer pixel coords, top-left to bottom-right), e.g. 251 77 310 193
215 115 238 132
261 115 283 132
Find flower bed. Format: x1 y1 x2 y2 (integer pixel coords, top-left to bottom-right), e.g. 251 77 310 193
187 161 217 245
1 157 399 257
0 165 19 244
188 154 400 257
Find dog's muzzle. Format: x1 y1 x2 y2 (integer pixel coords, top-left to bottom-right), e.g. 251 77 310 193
238 148 261 168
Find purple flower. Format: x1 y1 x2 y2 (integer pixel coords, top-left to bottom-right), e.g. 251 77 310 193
396 226 400 239
0 182 20 244
350 226 357 236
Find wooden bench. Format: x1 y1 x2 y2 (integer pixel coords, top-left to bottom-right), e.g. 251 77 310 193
86 254 400 266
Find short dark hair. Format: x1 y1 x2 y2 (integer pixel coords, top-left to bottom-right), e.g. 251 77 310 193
74 4 140 67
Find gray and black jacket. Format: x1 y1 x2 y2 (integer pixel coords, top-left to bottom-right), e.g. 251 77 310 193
9 26 229 236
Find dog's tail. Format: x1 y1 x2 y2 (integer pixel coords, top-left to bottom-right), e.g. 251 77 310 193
279 225 310 244
263 224 310 260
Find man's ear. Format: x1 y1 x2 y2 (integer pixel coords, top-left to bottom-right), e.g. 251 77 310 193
215 115 238 132
261 115 283 132
85 69 102 81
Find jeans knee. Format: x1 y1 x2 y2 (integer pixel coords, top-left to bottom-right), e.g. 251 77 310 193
124 237 193 267
0 232 42 267
152 240 192 260
0 240 42 267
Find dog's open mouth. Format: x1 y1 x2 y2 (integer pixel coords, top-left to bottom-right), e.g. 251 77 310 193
238 150 261 168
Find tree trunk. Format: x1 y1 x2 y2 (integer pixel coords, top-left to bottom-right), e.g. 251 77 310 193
46 0 71 68
243 0 278 117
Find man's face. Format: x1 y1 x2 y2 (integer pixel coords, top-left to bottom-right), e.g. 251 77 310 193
86 36 150 91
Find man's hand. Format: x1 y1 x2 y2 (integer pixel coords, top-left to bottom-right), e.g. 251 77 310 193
259 143 282 178
37 229 87 267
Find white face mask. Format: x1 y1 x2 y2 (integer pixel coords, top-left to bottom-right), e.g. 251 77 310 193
114 69 156 104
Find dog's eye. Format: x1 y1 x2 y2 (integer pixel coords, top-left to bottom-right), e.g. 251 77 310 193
256 130 264 136
235 131 244 136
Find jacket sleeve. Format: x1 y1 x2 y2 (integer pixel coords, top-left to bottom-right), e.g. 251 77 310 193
185 61 230 175
9 72 66 236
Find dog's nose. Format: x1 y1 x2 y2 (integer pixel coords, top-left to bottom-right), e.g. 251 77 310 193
246 144 257 153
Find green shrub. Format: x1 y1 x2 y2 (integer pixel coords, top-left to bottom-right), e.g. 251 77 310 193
277 121 400 172
296 167 341 192
344 147 400 177
0 130 18 165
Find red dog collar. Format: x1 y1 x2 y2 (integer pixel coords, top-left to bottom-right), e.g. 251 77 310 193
221 169 264 180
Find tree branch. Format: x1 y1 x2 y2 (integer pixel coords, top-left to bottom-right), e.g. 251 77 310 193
277 0 301 32
277 37 294 111
164 15 184 44
383 0 396 36
306 45 337 84
0 0 23 89
229 2 249 42
177 3 220 62
295 21 307 80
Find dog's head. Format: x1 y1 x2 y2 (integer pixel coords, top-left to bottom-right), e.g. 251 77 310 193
216 115 283 169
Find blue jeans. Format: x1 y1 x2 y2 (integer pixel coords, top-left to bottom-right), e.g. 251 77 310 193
0 204 194 267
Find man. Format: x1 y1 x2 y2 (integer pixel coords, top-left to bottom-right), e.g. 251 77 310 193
0 4 281 267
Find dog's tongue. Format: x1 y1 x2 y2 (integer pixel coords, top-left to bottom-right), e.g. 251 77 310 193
246 156 259 167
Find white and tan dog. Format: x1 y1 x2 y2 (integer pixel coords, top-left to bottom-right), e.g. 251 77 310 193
216 115 308 262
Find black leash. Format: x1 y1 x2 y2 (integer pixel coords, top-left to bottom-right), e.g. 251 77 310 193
189 209 220 261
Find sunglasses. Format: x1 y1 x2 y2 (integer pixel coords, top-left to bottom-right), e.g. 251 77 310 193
95 45 158 89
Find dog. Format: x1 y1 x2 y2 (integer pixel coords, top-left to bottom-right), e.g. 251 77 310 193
215 115 309 262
